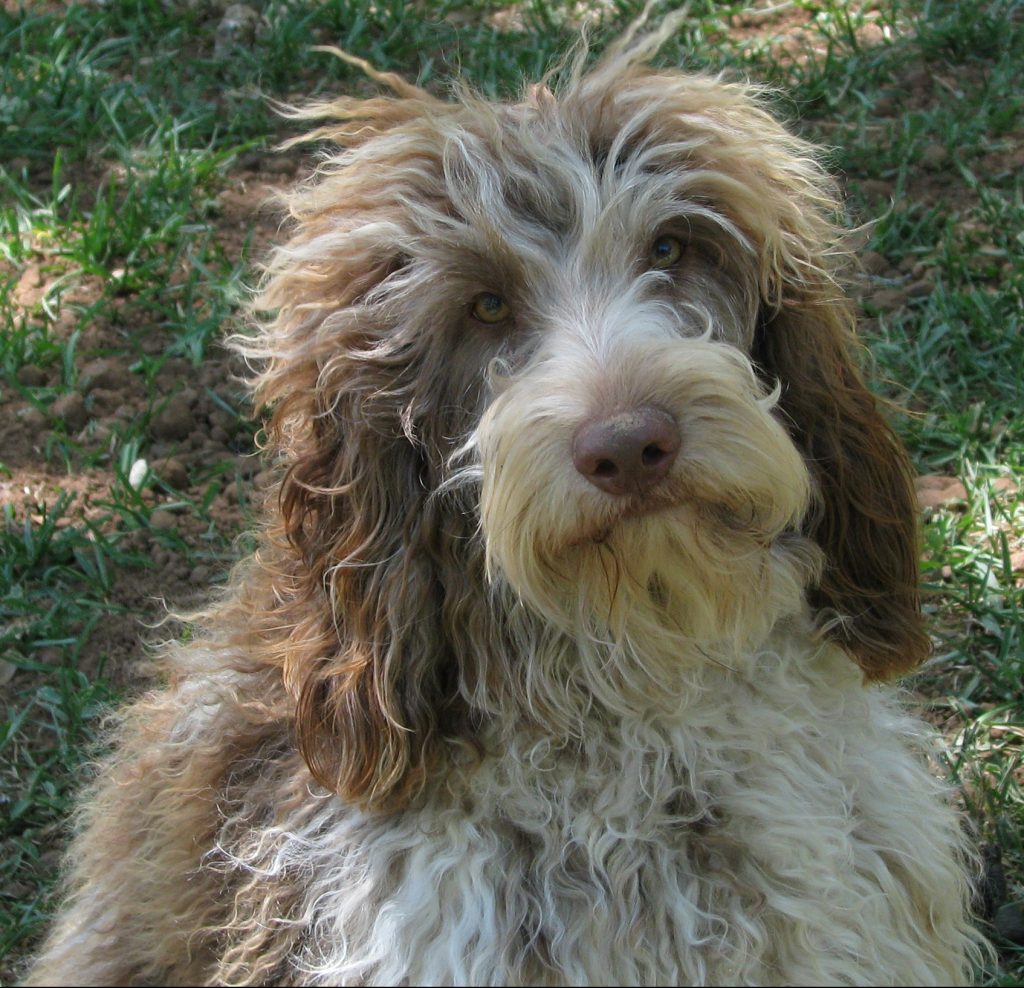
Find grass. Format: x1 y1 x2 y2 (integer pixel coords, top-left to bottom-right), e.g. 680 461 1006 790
1 0 1022 982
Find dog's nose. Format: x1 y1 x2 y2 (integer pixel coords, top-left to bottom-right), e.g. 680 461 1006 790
572 405 680 496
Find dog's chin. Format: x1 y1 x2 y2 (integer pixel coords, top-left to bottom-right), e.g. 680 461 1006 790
489 489 814 650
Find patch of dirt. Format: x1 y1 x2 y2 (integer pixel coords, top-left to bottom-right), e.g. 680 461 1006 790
722 1 901 73
0 165 294 697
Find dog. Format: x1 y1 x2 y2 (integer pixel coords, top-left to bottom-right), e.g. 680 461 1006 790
26 20 986 987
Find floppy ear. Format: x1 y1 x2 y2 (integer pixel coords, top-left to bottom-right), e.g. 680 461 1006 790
249 271 475 810
236 77 476 810
754 290 929 679
279 408 468 811
245 299 467 810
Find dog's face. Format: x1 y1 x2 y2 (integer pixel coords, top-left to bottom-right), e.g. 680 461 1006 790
244 38 926 807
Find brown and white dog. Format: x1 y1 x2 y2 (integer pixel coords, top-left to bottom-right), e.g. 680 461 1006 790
26 20 985 987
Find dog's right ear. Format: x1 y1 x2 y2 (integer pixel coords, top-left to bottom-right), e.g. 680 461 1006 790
279 421 467 812
236 71 475 811
246 251 473 811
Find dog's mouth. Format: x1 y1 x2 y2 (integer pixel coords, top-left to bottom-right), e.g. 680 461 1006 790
569 490 678 546
568 484 771 549
565 487 669 546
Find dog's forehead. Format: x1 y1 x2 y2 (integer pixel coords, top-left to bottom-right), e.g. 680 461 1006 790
412 99 712 271
310 68 827 309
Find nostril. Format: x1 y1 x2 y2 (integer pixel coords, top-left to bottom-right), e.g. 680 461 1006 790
594 459 619 478
641 444 669 467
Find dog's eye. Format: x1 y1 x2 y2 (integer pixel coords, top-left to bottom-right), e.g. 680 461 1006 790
471 292 511 324
649 235 684 270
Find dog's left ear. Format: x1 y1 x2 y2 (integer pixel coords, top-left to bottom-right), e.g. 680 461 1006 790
754 287 928 679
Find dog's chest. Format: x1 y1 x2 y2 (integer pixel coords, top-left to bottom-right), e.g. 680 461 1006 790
262 688 917 986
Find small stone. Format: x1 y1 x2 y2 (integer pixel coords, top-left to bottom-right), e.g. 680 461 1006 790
13 262 45 306
905 279 934 299
38 848 62 870
128 458 149 490
905 67 931 90
156 457 189 490
234 453 259 477
150 395 194 442
17 405 47 430
162 358 190 378
868 288 908 312
858 179 894 201
261 156 298 176
200 364 229 387
177 387 201 408
253 469 276 490
149 509 179 531
860 251 890 276
214 3 260 56
80 357 121 393
915 475 968 511
994 903 1024 945
0 657 16 687
872 94 897 117
49 391 89 432
89 388 122 415
88 423 114 448
189 564 211 584
163 0 222 14
16 364 47 387
236 149 264 171
919 142 949 170
208 408 237 431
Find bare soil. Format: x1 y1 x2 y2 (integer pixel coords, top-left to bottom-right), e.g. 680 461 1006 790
0 151 309 690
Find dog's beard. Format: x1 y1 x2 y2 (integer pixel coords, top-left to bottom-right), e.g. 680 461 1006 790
471 339 816 656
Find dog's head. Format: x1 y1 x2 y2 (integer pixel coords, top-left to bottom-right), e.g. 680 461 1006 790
242 28 926 808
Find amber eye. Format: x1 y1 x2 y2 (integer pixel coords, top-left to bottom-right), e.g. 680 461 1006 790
471 292 511 324
649 234 684 270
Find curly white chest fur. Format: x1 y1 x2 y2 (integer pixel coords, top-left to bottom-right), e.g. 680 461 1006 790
212 639 971 987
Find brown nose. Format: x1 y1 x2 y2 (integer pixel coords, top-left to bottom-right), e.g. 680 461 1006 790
572 406 680 496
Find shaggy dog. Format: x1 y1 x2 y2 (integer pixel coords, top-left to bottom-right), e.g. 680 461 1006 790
27 21 985 988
